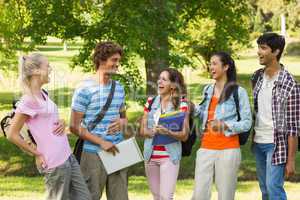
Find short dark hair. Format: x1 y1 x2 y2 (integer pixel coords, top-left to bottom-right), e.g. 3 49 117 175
93 41 123 70
257 32 285 61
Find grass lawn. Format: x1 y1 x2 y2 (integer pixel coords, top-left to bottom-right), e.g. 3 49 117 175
1 176 300 200
1 40 300 198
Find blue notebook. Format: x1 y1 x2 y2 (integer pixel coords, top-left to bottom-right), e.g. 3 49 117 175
152 111 186 145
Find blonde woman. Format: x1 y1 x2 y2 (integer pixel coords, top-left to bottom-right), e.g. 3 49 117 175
7 53 91 200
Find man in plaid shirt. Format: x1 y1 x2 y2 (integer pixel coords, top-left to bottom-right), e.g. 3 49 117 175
251 32 300 200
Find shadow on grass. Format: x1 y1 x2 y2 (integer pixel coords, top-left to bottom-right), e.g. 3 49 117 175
237 181 259 192
286 42 300 56
127 176 149 194
0 137 37 176
0 176 44 192
0 92 20 106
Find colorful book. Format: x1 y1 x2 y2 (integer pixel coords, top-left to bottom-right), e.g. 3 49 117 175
152 111 186 145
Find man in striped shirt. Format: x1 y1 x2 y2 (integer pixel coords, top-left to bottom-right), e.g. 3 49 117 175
70 42 128 200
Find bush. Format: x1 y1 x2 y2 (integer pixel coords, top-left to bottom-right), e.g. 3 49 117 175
286 42 300 56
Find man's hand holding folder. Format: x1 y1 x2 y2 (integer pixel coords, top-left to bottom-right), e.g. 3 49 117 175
101 140 119 156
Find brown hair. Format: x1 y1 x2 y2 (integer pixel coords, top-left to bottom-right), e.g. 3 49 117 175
160 68 187 109
93 41 123 70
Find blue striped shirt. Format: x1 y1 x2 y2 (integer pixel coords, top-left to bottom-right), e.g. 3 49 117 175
71 79 125 153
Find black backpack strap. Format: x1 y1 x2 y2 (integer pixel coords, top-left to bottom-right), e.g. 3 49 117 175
147 96 157 112
42 89 48 95
233 87 241 121
251 69 262 90
74 80 116 163
41 89 48 100
198 85 210 106
87 80 116 132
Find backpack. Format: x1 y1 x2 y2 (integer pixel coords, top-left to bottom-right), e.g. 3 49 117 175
0 89 48 146
202 85 251 145
147 96 197 157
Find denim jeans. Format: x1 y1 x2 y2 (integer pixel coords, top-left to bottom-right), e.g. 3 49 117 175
39 154 91 200
253 143 287 200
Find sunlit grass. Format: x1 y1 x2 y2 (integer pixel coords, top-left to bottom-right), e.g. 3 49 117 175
1 176 300 200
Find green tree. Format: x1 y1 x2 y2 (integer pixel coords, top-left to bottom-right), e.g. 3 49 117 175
182 1 251 72
68 0 251 95
285 1 300 36
0 0 251 96
0 0 28 70
249 0 300 34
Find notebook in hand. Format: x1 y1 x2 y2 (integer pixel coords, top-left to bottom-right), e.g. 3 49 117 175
152 111 186 145
97 137 144 174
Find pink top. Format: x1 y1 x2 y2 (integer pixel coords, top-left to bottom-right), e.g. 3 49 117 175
15 93 71 169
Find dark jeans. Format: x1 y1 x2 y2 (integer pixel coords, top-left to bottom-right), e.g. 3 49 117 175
254 143 287 200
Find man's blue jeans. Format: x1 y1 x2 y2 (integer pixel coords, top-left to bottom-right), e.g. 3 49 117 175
253 143 287 200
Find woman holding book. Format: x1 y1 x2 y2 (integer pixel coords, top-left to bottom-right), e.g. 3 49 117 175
140 68 190 200
7 53 91 200
192 52 252 200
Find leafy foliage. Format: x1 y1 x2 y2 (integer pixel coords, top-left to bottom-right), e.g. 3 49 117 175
182 0 251 71
1 0 252 95
0 0 28 71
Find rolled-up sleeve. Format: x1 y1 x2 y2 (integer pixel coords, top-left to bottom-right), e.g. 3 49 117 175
286 83 300 137
71 87 91 113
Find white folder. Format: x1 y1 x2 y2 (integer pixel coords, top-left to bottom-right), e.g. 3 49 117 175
97 137 144 174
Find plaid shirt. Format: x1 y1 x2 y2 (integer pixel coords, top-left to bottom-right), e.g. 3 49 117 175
252 65 300 165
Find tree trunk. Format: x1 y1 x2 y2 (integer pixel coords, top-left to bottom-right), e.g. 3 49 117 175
145 0 169 96
145 56 168 96
144 35 169 96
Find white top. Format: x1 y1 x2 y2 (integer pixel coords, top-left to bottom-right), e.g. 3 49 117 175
254 72 278 144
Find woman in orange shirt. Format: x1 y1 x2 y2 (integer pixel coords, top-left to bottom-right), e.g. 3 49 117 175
192 52 252 200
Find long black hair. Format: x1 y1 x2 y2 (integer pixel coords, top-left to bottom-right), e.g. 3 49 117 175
212 52 238 103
